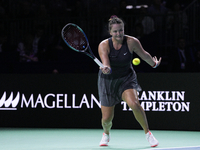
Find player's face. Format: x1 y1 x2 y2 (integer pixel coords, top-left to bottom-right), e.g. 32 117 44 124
110 23 124 41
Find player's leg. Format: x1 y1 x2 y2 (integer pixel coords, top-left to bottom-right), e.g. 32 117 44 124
99 105 115 146
101 105 115 134
122 89 149 133
122 89 159 147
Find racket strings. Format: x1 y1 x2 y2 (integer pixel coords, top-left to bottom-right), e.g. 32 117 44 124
63 26 87 51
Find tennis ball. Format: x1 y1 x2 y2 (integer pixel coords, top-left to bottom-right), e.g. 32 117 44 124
132 58 140 65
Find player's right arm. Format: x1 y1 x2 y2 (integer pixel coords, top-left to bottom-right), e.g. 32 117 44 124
98 39 112 74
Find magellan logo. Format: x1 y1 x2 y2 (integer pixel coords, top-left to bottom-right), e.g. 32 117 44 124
0 92 20 110
0 91 101 110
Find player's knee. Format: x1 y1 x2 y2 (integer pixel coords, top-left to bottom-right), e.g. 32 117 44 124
128 101 141 110
102 119 112 127
102 116 113 124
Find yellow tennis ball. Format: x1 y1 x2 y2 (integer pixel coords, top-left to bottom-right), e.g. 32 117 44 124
132 58 140 65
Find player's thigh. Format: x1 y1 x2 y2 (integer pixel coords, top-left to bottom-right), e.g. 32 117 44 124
122 89 140 107
101 105 115 121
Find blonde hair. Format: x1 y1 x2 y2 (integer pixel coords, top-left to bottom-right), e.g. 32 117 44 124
108 15 124 32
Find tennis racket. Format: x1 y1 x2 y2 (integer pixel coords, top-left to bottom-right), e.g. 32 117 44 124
61 23 104 68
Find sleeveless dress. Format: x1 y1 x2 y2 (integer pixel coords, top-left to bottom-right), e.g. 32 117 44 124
98 36 142 106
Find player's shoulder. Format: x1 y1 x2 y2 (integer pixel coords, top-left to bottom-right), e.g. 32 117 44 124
99 39 109 47
125 35 141 53
125 35 140 45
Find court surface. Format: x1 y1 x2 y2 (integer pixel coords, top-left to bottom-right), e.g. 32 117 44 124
0 128 199 150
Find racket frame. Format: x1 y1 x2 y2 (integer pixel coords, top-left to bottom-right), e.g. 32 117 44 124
61 23 104 68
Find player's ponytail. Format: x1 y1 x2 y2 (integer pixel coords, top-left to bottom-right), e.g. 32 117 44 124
108 15 118 21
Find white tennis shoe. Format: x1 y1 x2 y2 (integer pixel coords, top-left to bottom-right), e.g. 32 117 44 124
99 133 110 146
146 131 159 147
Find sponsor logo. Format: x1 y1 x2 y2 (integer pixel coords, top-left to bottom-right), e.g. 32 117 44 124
121 91 190 112
0 92 20 110
0 92 100 110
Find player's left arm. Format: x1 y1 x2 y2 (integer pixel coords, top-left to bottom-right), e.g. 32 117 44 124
127 36 161 68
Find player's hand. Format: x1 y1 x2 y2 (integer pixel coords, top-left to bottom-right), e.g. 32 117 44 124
100 66 112 74
152 56 162 68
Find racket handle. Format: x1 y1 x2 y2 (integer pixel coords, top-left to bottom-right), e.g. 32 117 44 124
94 58 104 68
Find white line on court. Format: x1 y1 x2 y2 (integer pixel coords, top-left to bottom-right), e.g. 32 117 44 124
144 145 200 150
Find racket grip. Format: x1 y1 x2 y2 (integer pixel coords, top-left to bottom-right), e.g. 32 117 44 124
94 58 104 68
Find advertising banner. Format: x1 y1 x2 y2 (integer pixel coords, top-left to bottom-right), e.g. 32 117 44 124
0 73 199 131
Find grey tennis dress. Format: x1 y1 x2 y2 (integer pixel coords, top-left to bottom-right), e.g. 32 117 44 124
98 36 142 107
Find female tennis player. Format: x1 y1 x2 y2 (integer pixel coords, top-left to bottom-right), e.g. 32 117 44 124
98 15 161 147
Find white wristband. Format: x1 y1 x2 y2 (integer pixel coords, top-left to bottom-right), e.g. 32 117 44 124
152 62 158 68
